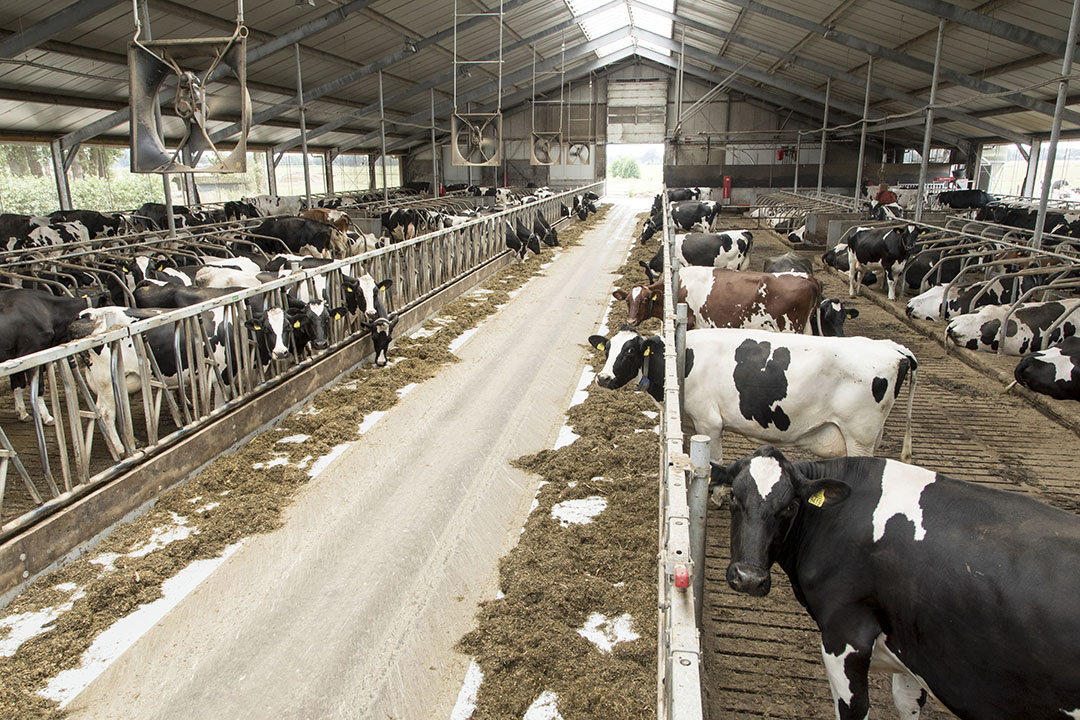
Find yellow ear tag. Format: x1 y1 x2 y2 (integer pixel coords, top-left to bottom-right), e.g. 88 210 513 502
123 267 130 273
347 287 353 292
334 313 341 320
253 325 261 330
807 490 826 508
643 347 651 356
651 294 659 301
293 320 301 328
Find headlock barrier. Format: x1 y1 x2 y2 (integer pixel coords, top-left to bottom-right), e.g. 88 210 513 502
0 182 603 590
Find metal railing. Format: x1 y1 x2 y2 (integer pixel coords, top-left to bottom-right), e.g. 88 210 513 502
0 181 604 541
657 188 705 720
751 190 861 229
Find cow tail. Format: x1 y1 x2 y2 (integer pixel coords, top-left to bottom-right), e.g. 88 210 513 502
900 357 917 464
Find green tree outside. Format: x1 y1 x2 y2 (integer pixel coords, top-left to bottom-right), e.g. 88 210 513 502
610 156 641 179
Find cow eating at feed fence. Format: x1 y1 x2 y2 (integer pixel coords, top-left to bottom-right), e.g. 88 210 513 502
588 327 916 463
711 444 1080 720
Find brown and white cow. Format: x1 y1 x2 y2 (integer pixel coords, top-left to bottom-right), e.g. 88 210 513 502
615 266 822 333
299 207 350 234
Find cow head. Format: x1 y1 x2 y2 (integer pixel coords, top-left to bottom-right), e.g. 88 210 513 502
246 307 293 362
362 312 400 367
560 202 570 218
640 218 659 244
588 327 664 397
710 446 850 597
613 285 662 327
811 299 858 337
639 260 660 284
353 276 393 319
288 300 345 354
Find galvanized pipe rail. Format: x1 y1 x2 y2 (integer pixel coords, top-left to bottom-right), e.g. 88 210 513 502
0 181 603 541
657 187 705 720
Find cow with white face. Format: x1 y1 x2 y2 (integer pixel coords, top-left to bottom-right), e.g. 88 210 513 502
589 327 916 462
711 444 1080 720
946 299 1080 355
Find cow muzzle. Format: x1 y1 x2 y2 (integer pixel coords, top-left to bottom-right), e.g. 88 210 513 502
726 562 771 596
596 373 613 388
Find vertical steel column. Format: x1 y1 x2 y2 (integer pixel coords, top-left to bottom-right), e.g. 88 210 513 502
793 132 801 193
324 150 335 195
181 147 198 206
295 44 312 206
688 434 710 626
915 19 946 223
265 148 278 195
1023 140 1041 197
50 140 73 210
430 89 438 196
854 58 873 203
816 78 831 197
378 70 389 203
675 27 686 132
1034 0 1080 248
139 0 177 236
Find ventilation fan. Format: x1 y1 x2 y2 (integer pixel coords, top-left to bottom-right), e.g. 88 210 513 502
566 142 591 166
529 132 562 166
451 113 503 166
129 33 250 173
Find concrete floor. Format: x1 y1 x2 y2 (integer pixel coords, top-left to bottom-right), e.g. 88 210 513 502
63 197 646 720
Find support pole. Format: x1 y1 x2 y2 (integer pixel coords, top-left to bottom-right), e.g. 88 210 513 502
675 27 686 132
325 150 335 195
368 153 377 191
915 19 946 223
378 71 389 203
1034 0 1080 249
854 58 873 204
431 89 438 196
816 78 830 197
295 44 312 207
265 148 278 195
1023 139 1041 197
139 0 176 237
50 140 73 211
793 132 801 193
688 434 710 627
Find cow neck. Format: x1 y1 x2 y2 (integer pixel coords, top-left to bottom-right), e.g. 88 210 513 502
638 338 665 402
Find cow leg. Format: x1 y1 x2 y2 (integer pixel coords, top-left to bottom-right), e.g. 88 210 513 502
12 372 29 421
34 391 55 426
884 263 899 301
847 250 860 297
890 672 927 719
820 628 878 720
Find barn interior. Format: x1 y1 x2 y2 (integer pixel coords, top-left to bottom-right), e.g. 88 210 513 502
2 1 1080 719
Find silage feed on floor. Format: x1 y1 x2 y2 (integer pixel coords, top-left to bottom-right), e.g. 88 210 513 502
0 207 607 720
455 209 661 720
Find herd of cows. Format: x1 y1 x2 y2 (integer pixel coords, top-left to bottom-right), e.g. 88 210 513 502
587 188 1080 720
0 184 596 454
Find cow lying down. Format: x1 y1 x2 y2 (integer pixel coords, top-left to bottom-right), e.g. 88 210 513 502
588 327 916 463
946 298 1080 355
712 444 1080 720
1013 336 1080 401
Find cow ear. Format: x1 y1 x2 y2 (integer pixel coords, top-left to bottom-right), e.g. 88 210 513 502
388 312 400 331
709 459 742 487
588 335 608 351
332 306 348 320
612 289 627 301
377 279 393 291
796 479 851 509
845 308 860 319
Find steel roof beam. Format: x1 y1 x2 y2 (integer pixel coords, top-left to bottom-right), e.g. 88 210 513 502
275 1 623 155
57 0 385 151
634 2 1025 144
889 0 1079 62
0 0 124 59
338 31 630 155
208 0 546 145
719 0 1080 127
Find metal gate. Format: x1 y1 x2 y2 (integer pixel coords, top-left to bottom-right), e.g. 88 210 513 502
607 79 668 144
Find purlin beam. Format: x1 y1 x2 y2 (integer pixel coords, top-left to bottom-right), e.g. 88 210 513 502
0 0 124 59
718 0 1080 128
630 1 1028 144
57 0 385 151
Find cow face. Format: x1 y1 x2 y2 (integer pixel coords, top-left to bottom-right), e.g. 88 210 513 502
613 286 661 327
589 328 662 390
710 446 850 597
362 313 399 367
289 301 338 353
247 307 293 362
640 218 659 244
354 276 392 319
811 299 858 337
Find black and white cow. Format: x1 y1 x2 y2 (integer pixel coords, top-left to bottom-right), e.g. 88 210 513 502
823 243 877 286
132 202 208 230
867 201 903 221
670 200 720 232
48 210 125 239
0 288 107 423
667 187 701 202
946 299 1080 355
380 208 421 242
245 194 304 217
589 327 916 462
905 276 1028 321
1013 337 1080 401
645 231 754 275
533 213 558 247
362 282 399 367
223 200 260 221
711 444 1080 720
250 217 348 258
809 298 859 337
762 252 813 276
935 188 995 209
846 225 923 301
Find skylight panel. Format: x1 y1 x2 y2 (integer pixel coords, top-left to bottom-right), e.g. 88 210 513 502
596 34 635 58
565 0 674 58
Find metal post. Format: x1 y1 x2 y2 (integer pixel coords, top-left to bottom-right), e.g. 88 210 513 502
378 71 389 203
368 153 376 191
793 132 801 193
915 19 946 223
139 0 177 236
181 147 198 206
688 434 710 626
50 140 73 210
430 89 438 196
1023 139 1041 197
295 44 312 207
1034 0 1080 248
265 148 278 195
325 150 335 195
675 27 686 131
816 78 830 197
854 58 873 204
675 302 687 413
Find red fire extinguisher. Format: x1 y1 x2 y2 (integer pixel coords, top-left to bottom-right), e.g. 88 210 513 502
723 176 732 200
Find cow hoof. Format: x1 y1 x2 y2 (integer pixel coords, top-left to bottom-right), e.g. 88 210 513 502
16 413 30 423
43 416 55 426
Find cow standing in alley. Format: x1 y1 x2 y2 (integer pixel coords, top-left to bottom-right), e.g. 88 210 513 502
711 444 1080 720
846 224 923 301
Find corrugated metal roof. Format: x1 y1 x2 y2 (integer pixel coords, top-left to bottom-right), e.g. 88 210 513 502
0 0 1078 155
